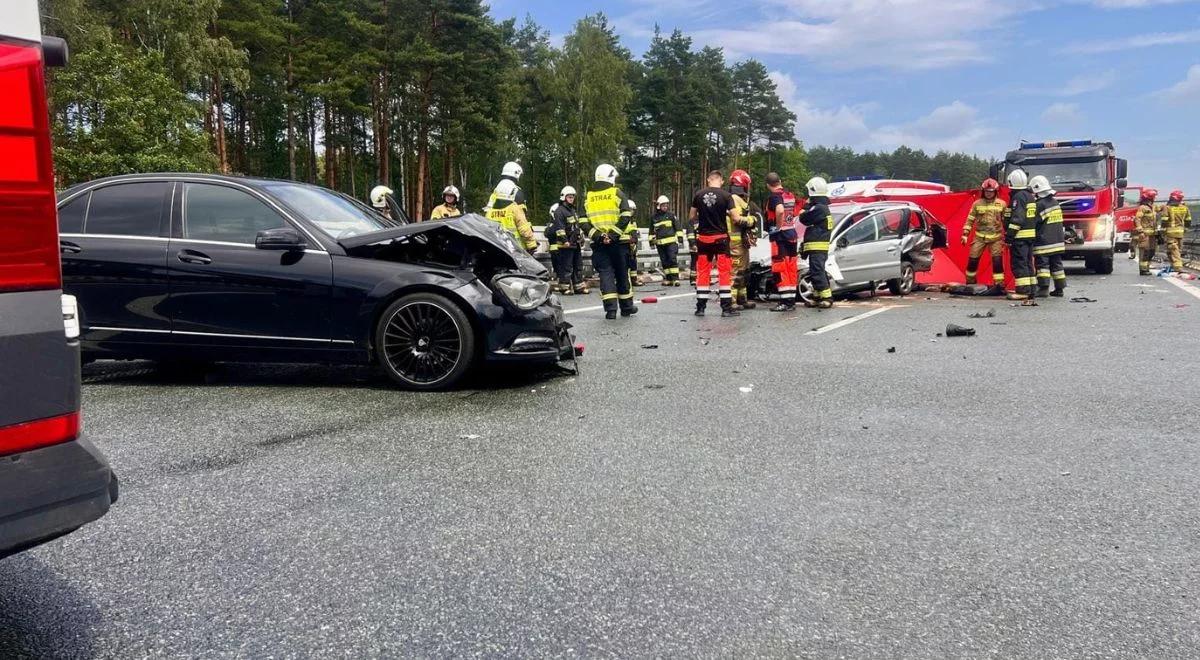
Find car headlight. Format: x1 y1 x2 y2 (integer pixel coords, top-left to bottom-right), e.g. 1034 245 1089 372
492 275 550 311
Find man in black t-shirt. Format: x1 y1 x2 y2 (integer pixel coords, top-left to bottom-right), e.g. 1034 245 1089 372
689 170 742 317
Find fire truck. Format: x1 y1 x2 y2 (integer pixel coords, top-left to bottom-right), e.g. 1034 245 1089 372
992 140 1129 274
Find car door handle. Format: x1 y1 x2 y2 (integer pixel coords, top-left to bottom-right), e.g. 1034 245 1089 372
60 240 82 254
177 249 212 265
886 246 898 252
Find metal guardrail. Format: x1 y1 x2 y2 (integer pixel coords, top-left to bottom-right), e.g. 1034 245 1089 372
531 227 676 278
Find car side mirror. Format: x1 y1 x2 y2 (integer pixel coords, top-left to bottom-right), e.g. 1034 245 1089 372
1115 178 1128 190
255 227 307 251
988 162 1002 181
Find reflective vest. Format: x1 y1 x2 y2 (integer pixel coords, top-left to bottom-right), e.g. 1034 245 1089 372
485 202 522 240
965 198 1006 241
766 189 798 242
1162 203 1192 238
651 211 679 243
584 186 623 243
728 195 757 244
1033 196 1065 255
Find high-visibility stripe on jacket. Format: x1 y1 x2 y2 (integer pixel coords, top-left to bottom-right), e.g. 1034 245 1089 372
583 184 627 244
964 198 1006 241
799 198 833 252
1005 189 1037 241
1162 202 1192 238
1033 196 1065 255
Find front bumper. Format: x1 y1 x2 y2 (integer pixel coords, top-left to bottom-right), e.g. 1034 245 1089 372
480 294 574 363
0 435 118 559
1064 238 1114 254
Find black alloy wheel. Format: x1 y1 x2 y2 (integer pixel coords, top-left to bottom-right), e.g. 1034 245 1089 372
375 293 475 390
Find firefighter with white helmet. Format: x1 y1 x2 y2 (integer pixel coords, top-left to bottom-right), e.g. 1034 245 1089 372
484 179 537 253
1003 169 1038 300
583 164 637 319
430 185 463 220
370 185 394 220
546 185 588 294
1029 174 1067 297
650 195 683 286
485 161 527 219
798 176 834 308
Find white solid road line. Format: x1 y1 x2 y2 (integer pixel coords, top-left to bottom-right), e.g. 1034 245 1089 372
805 306 894 335
562 291 695 315
1163 276 1200 300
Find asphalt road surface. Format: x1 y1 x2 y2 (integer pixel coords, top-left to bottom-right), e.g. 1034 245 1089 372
4 257 1199 658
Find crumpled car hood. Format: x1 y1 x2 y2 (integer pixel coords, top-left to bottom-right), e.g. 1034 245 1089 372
338 214 546 276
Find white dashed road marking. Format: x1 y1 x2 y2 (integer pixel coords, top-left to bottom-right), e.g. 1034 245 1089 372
805 306 895 335
1163 276 1200 300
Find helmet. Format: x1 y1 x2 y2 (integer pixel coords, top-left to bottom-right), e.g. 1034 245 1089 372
492 179 519 203
1141 188 1158 202
1006 169 1029 190
594 164 618 184
1169 189 1184 202
560 185 577 199
1029 175 1054 198
441 185 460 200
806 176 829 197
730 169 751 191
370 185 394 208
501 161 523 180
656 195 670 206
627 199 637 210
981 178 1000 192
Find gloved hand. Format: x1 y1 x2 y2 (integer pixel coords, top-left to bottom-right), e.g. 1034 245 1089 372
960 235 968 246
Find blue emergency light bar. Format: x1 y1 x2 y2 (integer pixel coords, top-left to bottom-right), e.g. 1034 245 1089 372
1019 140 1094 150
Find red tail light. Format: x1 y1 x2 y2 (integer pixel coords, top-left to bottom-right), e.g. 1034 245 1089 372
0 411 80 457
0 37 62 293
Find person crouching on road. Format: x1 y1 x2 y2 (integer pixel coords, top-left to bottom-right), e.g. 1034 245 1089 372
1030 175 1067 297
650 196 683 286
690 170 741 317
962 178 1006 295
799 177 834 309
1003 170 1038 301
1162 189 1192 272
547 186 588 295
431 185 463 220
485 179 537 254
1133 188 1161 276
584 164 637 320
728 169 761 310
764 172 800 312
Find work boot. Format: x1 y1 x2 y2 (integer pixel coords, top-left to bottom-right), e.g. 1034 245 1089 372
620 306 638 317
739 296 756 310
1128 250 1136 260
1050 281 1066 297
817 299 833 309
721 305 740 317
578 285 590 294
985 284 1006 297
694 300 707 317
770 302 795 312
605 310 617 320
1036 285 1050 299
672 280 682 287
803 299 818 308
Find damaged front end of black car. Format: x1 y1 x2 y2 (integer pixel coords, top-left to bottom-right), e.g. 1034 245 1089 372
338 214 577 388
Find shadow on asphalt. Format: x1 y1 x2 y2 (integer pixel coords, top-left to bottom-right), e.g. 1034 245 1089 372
81 360 571 393
0 555 100 658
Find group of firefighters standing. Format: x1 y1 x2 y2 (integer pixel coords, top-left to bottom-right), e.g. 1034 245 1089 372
384 160 1191 316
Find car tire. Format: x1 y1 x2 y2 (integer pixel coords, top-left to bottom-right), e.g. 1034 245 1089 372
797 275 815 306
375 292 475 391
887 261 915 296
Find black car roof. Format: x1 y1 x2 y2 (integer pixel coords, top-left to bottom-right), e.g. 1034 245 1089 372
57 172 318 198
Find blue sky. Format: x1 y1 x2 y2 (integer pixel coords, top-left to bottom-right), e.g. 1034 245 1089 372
489 0 1200 192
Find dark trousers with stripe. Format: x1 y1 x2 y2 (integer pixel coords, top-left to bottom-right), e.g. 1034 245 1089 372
1035 252 1066 290
1009 241 1036 295
657 243 679 282
806 249 832 300
592 242 633 312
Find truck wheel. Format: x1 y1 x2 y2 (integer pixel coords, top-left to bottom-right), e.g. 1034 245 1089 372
375 293 476 391
1087 252 1115 275
887 262 915 296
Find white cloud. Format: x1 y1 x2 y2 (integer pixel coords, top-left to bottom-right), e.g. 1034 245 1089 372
691 0 1025 70
1058 70 1115 96
1041 102 1083 123
1060 29 1200 54
872 101 996 153
1161 64 1200 102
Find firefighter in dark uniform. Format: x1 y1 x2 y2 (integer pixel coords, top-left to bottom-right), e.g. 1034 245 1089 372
1029 175 1067 297
546 186 588 295
799 176 834 308
1003 169 1038 300
1132 188 1160 276
764 172 800 312
583 164 636 319
650 195 683 286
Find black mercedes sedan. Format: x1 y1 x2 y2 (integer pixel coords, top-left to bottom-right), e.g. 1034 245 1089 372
56 174 574 390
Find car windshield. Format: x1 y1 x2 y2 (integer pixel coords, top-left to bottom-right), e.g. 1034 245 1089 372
262 183 389 239
1010 158 1108 190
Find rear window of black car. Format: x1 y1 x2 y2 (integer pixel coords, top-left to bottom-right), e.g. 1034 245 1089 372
57 192 87 234
85 183 170 237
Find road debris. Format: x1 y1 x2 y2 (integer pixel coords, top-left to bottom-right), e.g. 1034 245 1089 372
641 296 658 303
458 434 481 440
738 385 754 394
946 324 976 337
967 309 996 319
644 384 665 390
887 347 896 353
640 344 659 349
1070 297 1098 303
